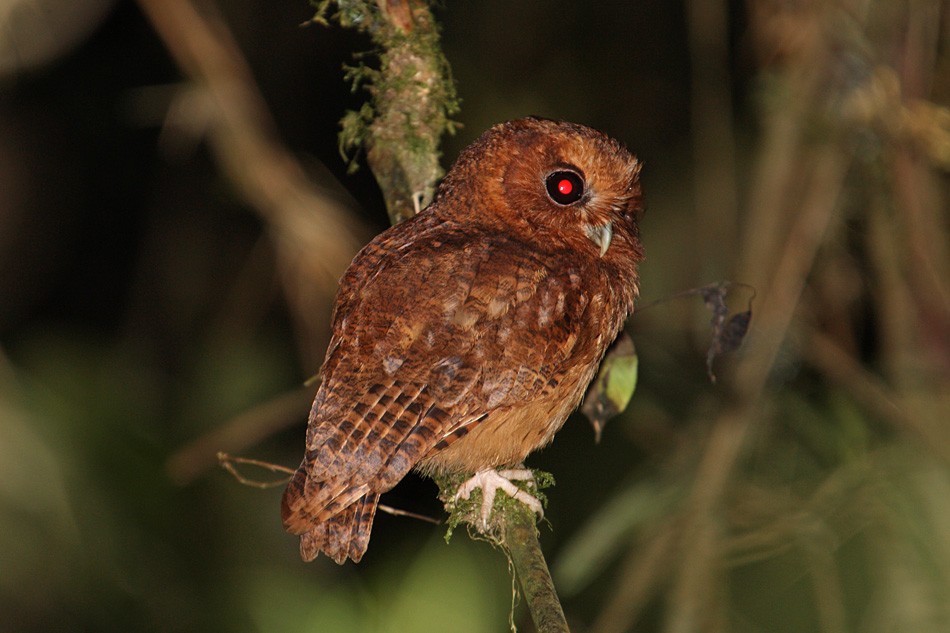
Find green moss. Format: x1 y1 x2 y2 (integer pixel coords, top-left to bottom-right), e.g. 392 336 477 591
338 104 373 173
435 469 554 545
308 0 460 224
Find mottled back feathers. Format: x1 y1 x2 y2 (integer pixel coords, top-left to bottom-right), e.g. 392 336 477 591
282 117 644 563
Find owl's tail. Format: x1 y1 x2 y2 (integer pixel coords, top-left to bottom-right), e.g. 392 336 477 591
281 466 380 564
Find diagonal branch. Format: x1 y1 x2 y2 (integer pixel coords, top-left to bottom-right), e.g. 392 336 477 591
136 0 370 363
503 504 571 633
318 0 459 225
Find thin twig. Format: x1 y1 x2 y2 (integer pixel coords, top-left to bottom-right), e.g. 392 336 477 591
376 504 441 526
218 452 294 488
217 452 441 524
165 387 313 485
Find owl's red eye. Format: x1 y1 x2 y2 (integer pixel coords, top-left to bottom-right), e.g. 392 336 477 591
545 170 585 205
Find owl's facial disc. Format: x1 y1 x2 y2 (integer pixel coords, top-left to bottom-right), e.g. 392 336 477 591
585 221 613 257
541 167 613 256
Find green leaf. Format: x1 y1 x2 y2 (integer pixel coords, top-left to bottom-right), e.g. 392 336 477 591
581 332 638 443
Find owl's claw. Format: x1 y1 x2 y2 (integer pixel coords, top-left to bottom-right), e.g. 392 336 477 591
453 468 544 528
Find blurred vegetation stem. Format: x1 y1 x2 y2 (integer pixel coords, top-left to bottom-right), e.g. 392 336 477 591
321 0 460 225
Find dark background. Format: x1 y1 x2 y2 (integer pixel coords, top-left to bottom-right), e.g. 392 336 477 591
2 1 948 632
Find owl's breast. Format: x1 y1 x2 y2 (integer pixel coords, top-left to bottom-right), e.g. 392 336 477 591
325 225 634 477
414 252 632 475
415 356 601 475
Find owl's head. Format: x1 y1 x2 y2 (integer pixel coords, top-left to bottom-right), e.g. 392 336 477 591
435 117 644 262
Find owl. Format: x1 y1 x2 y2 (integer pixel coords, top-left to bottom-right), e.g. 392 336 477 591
282 117 644 563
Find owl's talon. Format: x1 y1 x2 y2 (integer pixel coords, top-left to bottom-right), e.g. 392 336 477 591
453 468 544 528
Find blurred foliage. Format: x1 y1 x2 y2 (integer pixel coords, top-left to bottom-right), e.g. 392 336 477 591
1 1 948 632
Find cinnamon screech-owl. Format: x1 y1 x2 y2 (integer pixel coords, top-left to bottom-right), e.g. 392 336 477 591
282 117 644 563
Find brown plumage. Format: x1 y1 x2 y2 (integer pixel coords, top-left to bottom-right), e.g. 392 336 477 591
281 117 645 563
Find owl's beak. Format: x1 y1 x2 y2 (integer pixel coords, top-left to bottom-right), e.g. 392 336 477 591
585 222 613 257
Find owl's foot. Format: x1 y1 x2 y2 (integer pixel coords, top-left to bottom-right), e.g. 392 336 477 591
453 468 543 529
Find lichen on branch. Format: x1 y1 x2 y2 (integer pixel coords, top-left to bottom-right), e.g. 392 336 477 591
311 0 460 225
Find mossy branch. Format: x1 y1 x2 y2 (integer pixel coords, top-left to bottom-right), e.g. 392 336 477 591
503 503 571 633
316 2 567 627
312 0 460 225
436 470 571 633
